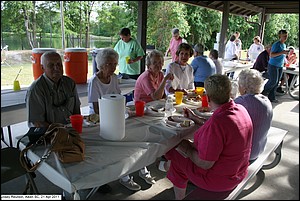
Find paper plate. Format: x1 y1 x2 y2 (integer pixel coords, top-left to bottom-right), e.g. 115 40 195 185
192 107 213 118
162 115 195 130
146 102 176 116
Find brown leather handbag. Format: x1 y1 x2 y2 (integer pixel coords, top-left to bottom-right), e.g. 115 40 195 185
19 123 85 172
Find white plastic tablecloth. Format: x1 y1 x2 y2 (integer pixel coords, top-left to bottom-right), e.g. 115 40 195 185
18 100 199 195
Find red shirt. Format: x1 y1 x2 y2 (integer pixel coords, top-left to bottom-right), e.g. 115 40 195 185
169 37 183 62
166 100 253 191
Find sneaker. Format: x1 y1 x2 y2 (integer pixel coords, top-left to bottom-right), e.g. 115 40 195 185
119 177 141 191
139 171 156 185
276 87 285 94
270 99 279 103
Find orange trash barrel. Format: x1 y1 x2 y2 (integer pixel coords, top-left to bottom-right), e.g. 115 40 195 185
31 48 56 80
64 48 88 84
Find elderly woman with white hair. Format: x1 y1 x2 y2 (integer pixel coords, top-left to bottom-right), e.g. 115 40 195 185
234 69 273 163
87 48 156 192
88 48 121 115
134 49 174 102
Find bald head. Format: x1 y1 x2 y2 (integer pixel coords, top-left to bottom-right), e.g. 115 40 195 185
41 51 63 83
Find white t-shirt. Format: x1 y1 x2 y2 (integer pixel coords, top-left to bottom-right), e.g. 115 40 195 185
248 43 264 61
165 62 194 95
225 40 238 60
88 73 121 114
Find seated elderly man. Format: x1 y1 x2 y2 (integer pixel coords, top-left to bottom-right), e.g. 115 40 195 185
234 69 273 163
134 49 173 103
26 51 81 128
158 74 253 200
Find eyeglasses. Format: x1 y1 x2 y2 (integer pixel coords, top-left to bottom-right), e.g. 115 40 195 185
151 61 163 66
104 63 118 67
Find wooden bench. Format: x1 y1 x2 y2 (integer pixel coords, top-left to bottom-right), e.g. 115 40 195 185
183 126 288 200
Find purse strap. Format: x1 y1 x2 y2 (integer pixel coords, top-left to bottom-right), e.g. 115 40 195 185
19 124 64 172
19 143 52 172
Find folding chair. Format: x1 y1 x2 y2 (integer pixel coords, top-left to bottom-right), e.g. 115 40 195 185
1 147 39 194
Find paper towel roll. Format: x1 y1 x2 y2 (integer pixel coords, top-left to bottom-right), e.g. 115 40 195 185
98 94 125 141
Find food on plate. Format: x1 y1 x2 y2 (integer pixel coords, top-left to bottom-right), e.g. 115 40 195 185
196 106 211 112
167 116 192 127
181 120 191 127
126 105 136 111
85 113 99 124
149 104 165 112
167 116 176 121
187 95 202 102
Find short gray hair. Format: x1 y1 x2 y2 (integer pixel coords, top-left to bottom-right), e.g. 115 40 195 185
145 50 164 67
172 28 179 35
96 48 119 70
238 69 264 94
41 51 61 66
204 74 231 104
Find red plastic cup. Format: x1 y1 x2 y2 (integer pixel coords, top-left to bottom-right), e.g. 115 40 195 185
201 94 209 108
70 114 84 133
135 101 145 116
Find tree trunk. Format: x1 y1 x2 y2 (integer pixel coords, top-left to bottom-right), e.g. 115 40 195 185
79 1 82 47
22 8 34 49
32 1 37 48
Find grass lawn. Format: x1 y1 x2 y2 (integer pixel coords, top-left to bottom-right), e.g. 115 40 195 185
1 61 95 89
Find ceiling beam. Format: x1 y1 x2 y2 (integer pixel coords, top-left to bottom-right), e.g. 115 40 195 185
265 8 300 14
230 1 263 13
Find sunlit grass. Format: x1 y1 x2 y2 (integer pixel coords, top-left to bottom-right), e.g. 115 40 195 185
1 61 95 88
1 60 121 89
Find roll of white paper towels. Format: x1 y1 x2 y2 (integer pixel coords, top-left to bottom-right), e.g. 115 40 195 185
98 94 125 140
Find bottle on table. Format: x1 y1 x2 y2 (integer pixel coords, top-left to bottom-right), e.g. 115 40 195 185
165 95 174 117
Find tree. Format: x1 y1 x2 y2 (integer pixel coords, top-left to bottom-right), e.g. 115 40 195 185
147 1 190 52
264 14 299 48
185 5 221 50
95 1 129 40
1 1 37 49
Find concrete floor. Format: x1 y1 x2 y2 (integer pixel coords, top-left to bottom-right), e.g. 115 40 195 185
1 86 299 200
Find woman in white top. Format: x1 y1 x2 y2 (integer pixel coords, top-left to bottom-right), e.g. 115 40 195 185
88 48 156 191
165 43 194 95
88 48 121 114
209 49 224 74
224 34 238 61
248 36 264 62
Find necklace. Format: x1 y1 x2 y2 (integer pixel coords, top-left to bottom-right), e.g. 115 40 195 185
176 62 186 73
179 64 186 73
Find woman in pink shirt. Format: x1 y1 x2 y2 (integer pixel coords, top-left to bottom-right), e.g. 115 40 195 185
134 50 173 103
165 28 187 62
158 74 253 200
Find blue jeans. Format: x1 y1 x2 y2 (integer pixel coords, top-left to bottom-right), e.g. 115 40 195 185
262 64 283 101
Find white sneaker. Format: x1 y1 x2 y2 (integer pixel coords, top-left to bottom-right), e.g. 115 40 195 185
139 171 156 185
119 177 141 191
